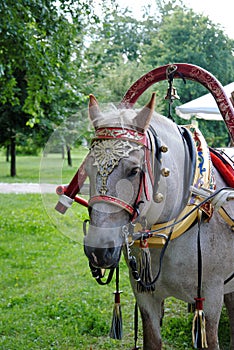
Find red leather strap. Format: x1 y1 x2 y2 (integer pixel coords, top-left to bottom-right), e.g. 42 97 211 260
89 195 135 215
94 127 148 147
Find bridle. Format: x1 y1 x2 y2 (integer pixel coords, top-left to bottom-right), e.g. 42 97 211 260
88 126 154 221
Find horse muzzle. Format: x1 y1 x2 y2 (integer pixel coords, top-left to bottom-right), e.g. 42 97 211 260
83 244 122 269
83 224 124 269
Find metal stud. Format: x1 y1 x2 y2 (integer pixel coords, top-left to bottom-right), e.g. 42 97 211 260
161 168 170 177
153 192 164 203
160 145 168 153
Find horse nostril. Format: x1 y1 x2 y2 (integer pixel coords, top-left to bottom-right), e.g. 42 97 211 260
91 252 99 265
105 247 115 260
84 245 122 269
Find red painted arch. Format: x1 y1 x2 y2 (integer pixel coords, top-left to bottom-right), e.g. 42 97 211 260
121 63 234 141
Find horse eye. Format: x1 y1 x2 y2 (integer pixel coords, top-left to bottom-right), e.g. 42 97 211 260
128 167 140 177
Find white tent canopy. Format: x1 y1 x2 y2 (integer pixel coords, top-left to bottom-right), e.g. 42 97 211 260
175 82 234 121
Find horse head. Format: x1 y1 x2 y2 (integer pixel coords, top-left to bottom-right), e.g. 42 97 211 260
84 94 156 269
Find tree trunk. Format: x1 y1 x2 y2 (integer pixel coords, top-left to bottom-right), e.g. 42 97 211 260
61 145 65 159
10 136 16 177
6 145 10 162
66 145 72 167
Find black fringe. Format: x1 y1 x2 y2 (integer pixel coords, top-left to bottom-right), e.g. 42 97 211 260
137 241 155 293
109 267 123 340
109 298 123 340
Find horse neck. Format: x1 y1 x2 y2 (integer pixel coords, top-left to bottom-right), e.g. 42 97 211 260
145 114 192 226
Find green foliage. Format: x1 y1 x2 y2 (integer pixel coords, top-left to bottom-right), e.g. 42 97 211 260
84 0 234 147
1 2 63 117
143 3 234 106
0 0 98 172
0 0 95 119
85 5 158 65
1 0 234 168
0 0 99 176
16 141 40 156
198 119 230 147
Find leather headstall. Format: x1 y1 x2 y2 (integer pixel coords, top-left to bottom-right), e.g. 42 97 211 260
89 127 155 221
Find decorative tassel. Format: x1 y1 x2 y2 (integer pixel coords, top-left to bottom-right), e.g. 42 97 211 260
192 298 208 348
137 239 155 293
109 267 123 340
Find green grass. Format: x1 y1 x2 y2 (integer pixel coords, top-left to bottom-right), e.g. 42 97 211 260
0 148 89 183
0 152 231 349
0 194 135 349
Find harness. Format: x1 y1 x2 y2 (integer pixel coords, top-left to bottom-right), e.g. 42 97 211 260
88 124 234 250
136 124 216 247
55 122 234 248
85 125 233 309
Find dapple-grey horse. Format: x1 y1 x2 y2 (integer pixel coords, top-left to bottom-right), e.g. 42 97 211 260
84 93 234 350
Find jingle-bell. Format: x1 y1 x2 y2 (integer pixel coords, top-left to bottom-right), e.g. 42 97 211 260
164 87 180 100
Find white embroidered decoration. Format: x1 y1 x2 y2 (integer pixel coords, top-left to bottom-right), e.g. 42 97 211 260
95 128 145 142
91 139 142 195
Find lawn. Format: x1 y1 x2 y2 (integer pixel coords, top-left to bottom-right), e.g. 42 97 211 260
0 150 231 349
0 148 89 183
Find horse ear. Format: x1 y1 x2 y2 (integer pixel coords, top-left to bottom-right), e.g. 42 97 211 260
89 94 102 128
134 93 156 131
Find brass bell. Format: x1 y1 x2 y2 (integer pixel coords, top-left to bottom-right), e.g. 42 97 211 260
161 168 170 177
164 87 180 100
154 192 164 203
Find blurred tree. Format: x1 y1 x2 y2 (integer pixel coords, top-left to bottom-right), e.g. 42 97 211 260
84 0 234 146
83 2 160 92
0 0 97 175
1 0 233 174
144 1 234 87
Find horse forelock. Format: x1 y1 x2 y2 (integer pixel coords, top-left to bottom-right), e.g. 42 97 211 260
93 109 137 131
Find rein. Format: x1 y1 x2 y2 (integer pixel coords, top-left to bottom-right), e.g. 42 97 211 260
88 262 115 286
